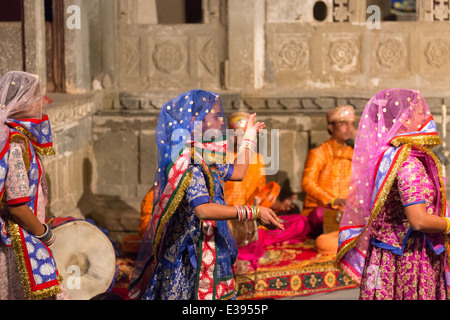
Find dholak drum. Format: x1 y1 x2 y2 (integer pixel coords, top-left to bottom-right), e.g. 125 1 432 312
228 182 282 247
250 182 281 208
50 220 116 300
228 220 258 248
322 209 342 234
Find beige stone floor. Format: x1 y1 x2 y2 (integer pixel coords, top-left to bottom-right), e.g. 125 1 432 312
278 287 360 300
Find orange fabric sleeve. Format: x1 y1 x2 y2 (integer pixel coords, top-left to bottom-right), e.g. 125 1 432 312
244 153 267 205
224 153 267 206
301 148 334 206
138 188 154 236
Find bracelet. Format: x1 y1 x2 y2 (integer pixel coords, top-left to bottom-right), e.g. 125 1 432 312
36 223 49 239
444 217 450 234
239 142 257 154
330 199 336 207
238 131 258 154
247 206 253 221
235 205 260 221
36 223 56 246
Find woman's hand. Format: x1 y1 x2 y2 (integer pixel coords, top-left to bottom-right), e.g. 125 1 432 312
258 207 284 230
230 113 266 181
271 195 297 213
332 198 347 212
246 113 266 134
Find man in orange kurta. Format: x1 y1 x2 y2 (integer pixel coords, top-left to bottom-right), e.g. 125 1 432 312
225 112 300 274
224 112 294 214
139 188 154 236
223 112 266 208
301 105 355 237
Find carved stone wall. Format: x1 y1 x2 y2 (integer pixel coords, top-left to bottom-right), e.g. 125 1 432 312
0 23 23 76
2 0 450 244
106 0 450 218
43 92 103 219
263 21 450 92
117 0 225 92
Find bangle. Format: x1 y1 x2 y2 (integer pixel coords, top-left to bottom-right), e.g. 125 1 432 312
239 142 257 154
36 223 49 239
236 206 243 221
444 217 450 234
330 199 336 206
253 206 259 221
239 131 258 154
235 205 259 221
36 223 55 246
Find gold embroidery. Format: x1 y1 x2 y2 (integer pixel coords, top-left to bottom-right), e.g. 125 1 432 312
413 145 450 269
153 170 193 261
8 220 62 300
337 144 412 269
33 144 56 157
10 127 55 157
10 125 37 143
338 139 450 280
390 135 442 148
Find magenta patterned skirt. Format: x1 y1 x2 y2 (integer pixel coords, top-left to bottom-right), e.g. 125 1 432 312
359 231 448 300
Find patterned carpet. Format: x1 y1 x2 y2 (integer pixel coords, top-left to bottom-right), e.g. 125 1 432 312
111 255 136 299
111 239 357 300
236 240 357 300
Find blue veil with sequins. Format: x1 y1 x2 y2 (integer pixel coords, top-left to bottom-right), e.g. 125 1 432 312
153 89 227 204
129 89 231 299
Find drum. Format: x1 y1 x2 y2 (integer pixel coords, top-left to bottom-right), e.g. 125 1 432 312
250 182 281 208
229 182 281 247
50 220 117 300
228 220 259 248
322 209 342 234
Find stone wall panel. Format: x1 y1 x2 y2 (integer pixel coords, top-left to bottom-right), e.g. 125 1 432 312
0 23 23 77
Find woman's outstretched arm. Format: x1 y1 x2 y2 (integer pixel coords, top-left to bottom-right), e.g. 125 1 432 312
194 203 284 230
229 113 265 181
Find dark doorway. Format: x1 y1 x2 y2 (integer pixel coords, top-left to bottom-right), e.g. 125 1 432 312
0 0 22 22
45 0 65 92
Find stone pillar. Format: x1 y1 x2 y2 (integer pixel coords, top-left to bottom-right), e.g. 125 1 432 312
88 0 118 89
0 23 23 76
348 0 368 24
227 0 265 90
64 0 91 93
23 0 47 92
136 0 157 24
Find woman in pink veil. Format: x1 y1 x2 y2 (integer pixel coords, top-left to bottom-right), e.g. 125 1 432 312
337 88 450 300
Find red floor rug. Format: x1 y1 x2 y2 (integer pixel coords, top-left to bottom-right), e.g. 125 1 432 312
111 255 136 299
111 240 357 300
236 240 357 300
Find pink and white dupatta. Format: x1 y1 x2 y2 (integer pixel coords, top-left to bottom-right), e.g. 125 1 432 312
336 88 449 285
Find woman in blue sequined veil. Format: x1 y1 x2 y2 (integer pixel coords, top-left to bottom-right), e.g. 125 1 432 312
128 89 283 300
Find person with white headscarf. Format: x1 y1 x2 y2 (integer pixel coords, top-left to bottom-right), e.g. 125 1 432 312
0 71 67 300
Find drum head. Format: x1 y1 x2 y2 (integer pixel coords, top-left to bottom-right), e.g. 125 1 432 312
251 182 281 208
51 220 116 300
